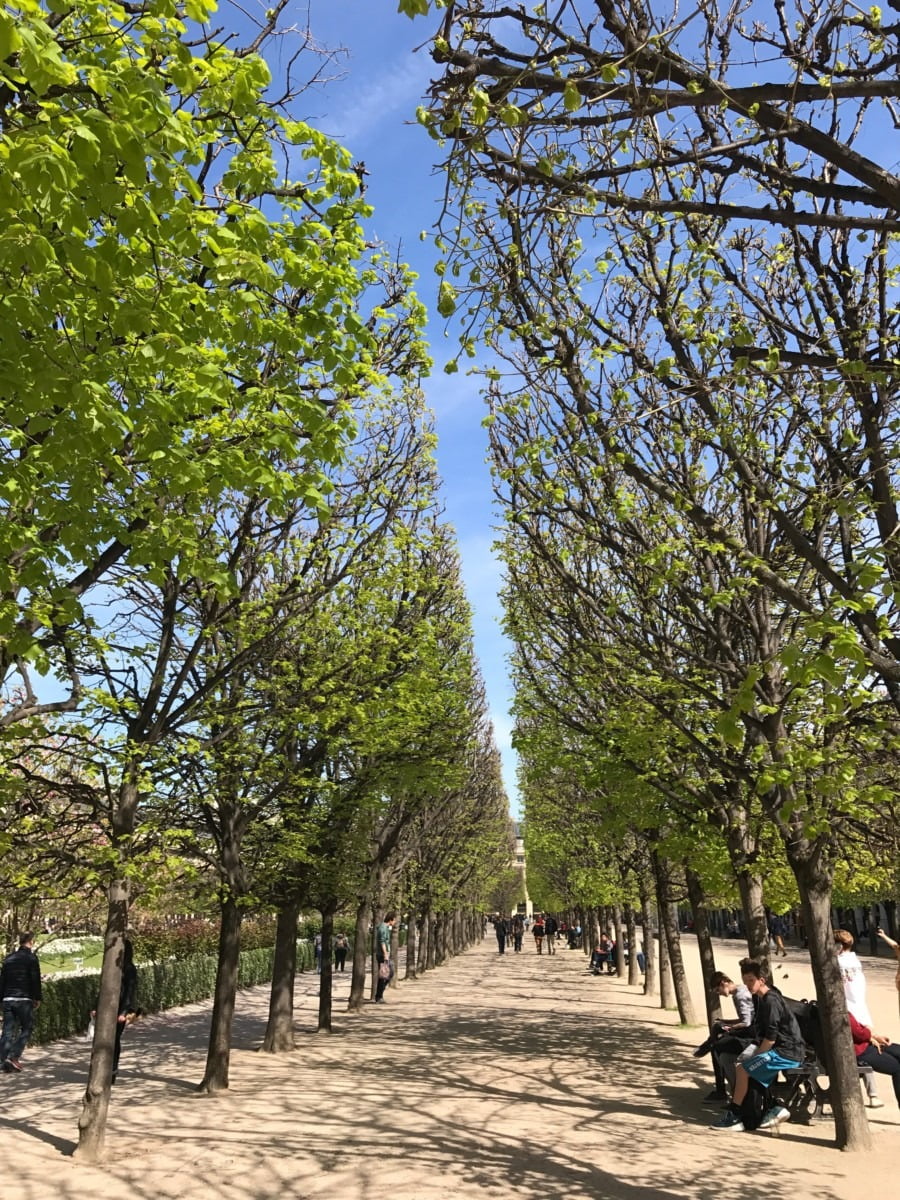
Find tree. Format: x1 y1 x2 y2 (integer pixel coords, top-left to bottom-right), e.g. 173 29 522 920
419 0 900 1151
0 0 378 729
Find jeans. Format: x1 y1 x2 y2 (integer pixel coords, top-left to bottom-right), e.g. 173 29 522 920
0 999 35 1063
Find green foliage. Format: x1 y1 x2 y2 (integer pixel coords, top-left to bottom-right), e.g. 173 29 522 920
31 942 304 1044
0 1 380 710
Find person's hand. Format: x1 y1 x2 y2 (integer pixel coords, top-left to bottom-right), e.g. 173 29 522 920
872 1034 890 1049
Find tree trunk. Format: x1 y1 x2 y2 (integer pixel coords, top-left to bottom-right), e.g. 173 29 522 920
613 904 626 976
657 902 675 1009
347 898 370 1012
263 899 300 1052
317 903 336 1032
404 909 417 980
653 852 695 1022
388 912 400 992
75 879 129 1161
590 907 602 953
419 909 431 974
640 880 657 997
791 853 871 1150
198 893 243 1094
77 767 141 1161
686 865 721 1026
736 865 770 970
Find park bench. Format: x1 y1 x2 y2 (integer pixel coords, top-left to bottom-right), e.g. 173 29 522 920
773 999 875 1123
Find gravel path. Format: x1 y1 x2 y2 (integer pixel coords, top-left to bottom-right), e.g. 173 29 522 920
2 934 898 1199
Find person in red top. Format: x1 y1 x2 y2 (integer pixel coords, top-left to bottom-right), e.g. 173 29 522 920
532 914 545 953
849 1012 900 1106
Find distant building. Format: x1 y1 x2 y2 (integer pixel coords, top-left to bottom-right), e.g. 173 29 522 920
511 821 532 918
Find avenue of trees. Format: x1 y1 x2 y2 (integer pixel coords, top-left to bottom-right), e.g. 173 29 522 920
414 0 900 1152
0 0 513 1161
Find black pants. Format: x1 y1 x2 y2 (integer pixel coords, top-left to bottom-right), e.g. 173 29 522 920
375 956 391 1001
112 1018 126 1080
335 949 347 971
858 1043 900 1103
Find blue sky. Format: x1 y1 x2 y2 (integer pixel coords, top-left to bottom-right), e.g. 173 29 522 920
297 2 519 812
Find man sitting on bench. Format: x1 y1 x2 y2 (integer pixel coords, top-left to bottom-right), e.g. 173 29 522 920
711 960 805 1132
694 970 755 1105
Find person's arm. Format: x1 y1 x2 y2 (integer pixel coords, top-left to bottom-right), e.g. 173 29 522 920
877 928 900 956
729 989 754 1029
849 1012 872 1049
754 994 778 1052
31 955 42 1005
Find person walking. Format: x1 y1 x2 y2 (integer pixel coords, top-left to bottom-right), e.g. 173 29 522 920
334 932 349 972
511 914 524 953
112 939 138 1084
375 911 396 1003
769 913 789 957
544 914 558 954
532 914 545 954
1 931 42 1073
495 917 508 955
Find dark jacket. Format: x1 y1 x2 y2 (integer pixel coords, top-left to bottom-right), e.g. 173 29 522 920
0 946 42 1003
756 988 805 1063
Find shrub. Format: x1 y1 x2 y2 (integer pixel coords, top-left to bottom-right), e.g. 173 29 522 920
32 938 314 1044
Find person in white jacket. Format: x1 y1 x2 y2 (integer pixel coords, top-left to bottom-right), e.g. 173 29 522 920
834 928 882 1106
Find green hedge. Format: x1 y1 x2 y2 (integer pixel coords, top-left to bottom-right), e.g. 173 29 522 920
32 940 315 1045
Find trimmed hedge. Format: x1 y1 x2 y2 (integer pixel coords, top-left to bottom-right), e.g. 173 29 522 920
32 940 315 1045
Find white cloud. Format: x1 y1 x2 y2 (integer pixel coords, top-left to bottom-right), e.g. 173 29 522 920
321 52 432 146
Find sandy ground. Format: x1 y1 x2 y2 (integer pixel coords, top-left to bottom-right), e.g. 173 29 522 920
2 934 900 1200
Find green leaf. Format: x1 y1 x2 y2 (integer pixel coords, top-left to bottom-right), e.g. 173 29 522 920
563 79 581 113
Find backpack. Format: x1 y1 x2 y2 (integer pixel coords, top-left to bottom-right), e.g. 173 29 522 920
739 1077 771 1131
782 997 821 1061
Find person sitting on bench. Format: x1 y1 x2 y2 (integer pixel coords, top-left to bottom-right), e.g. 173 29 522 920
711 960 805 1132
694 970 755 1104
850 1012 900 1107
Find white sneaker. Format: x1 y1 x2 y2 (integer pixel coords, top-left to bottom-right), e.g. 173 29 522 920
868 1097 885 1109
758 1105 791 1131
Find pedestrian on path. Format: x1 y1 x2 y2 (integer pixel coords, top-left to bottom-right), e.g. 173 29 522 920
334 933 349 972
375 911 396 1003
532 914 545 954
1 931 42 1074
511 914 524 953
112 939 138 1084
544 914 558 954
494 917 509 954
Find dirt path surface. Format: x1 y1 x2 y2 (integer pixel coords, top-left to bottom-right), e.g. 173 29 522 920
3 935 899 1200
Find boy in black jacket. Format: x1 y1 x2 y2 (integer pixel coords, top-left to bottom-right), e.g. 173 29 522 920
1 932 42 1072
711 960 805 1132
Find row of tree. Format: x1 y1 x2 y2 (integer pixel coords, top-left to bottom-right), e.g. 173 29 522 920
0 1 513 1161
413 0 900 1152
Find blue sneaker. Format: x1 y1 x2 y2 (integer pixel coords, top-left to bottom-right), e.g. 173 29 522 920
757 1105 790 1131
711 1109 745 1131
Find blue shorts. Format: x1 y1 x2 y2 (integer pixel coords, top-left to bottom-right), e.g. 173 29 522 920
742 1049 802 1086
